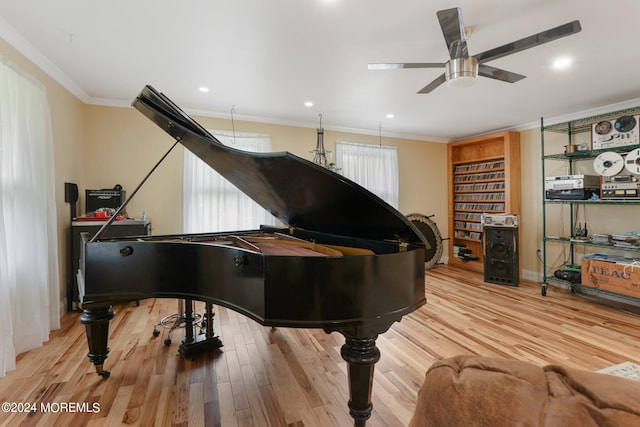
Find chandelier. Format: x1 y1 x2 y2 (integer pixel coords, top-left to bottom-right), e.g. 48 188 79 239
310 114 340 172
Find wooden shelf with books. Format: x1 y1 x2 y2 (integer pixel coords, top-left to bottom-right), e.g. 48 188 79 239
448 131 521 273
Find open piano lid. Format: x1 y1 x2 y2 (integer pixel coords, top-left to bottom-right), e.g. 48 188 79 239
133 85 427 247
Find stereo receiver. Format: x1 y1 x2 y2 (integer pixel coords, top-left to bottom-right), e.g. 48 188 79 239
545 175 600 200
601 173 640 199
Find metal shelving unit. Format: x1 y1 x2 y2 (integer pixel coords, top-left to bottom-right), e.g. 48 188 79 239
540 110 640 299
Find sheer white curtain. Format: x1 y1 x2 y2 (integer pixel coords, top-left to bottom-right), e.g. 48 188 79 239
183 130 275 233
0 59 60 377
336 141 399 208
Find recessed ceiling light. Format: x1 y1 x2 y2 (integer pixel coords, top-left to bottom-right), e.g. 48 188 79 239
304 101 314 107
552 57 572 70
386 113 395 119
199 87 210 93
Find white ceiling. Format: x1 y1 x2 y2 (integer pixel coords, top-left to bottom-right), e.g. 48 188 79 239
1 0 640 142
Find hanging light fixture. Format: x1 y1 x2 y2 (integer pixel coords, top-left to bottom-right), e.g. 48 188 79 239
310 114 341 172
310 113 328 166
230 105 237 145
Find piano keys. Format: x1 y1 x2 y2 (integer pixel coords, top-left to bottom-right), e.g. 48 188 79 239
78 85 427 426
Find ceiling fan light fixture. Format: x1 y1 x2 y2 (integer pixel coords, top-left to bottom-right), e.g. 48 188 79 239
445 57 478 88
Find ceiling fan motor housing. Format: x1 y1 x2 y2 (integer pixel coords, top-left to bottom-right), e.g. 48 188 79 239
445 57 478 87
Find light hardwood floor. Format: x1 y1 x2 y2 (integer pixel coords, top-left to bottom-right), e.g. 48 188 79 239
1 265 639 426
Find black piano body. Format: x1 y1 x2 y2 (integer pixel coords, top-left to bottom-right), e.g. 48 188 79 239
79 86 427 427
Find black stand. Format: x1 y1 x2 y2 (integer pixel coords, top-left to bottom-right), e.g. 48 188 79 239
178 300 223 358
80 306 115 378
64 182 78 312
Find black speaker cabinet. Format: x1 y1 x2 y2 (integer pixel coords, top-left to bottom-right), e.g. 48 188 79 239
64 182 79 203
483 226 519 286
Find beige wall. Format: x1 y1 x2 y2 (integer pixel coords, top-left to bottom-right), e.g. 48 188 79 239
84 105 449 238
83 105 184 233
1 38 86 311
519 128 543 279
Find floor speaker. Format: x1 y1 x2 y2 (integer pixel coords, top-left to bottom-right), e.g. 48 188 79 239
483 226 519 286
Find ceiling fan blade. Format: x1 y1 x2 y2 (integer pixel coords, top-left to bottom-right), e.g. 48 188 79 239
474 20 581 64
436 7 469 59
478 64 526 83
417 74 447 94
368 63 444 70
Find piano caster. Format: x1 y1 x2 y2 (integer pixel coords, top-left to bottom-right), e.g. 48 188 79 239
151 299 203 346
94 365 111 379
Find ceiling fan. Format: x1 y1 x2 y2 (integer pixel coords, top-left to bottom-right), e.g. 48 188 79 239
368 7 581 93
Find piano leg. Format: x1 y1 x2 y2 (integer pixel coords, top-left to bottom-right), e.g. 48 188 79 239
80 306 115 378
178 300 223 358
183 298 196 345
340 335 380 427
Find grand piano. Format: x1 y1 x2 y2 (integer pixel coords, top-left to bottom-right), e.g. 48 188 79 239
78 85 427 426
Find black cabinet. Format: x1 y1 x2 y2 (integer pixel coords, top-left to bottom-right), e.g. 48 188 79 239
69 220 150 311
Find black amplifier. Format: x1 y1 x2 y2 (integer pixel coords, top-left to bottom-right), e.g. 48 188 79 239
545 188 599 200
86 189 126 213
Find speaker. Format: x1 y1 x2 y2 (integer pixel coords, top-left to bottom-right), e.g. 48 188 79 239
483 226 519 286
64 182 78 203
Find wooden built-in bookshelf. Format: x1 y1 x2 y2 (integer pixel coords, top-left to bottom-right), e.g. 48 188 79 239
448 131 521 273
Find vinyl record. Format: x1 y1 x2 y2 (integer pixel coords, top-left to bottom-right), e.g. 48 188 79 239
594 120 612 135
593 151 624 176
624 148 640 175
615 115 637 133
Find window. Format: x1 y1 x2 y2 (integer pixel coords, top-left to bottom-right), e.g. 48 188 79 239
183 130 275 233
336 141 399 208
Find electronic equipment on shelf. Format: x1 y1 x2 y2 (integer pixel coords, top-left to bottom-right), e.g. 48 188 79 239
592 115 639 150
86 188 126 215
545 174 600 200
481 213 518 228
591 149 640 199
542 110 640 299
601 173 640 199
545 174 600 190
593 151 625 177
554 268 581 283
625 148 640 174
546 189 599 200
